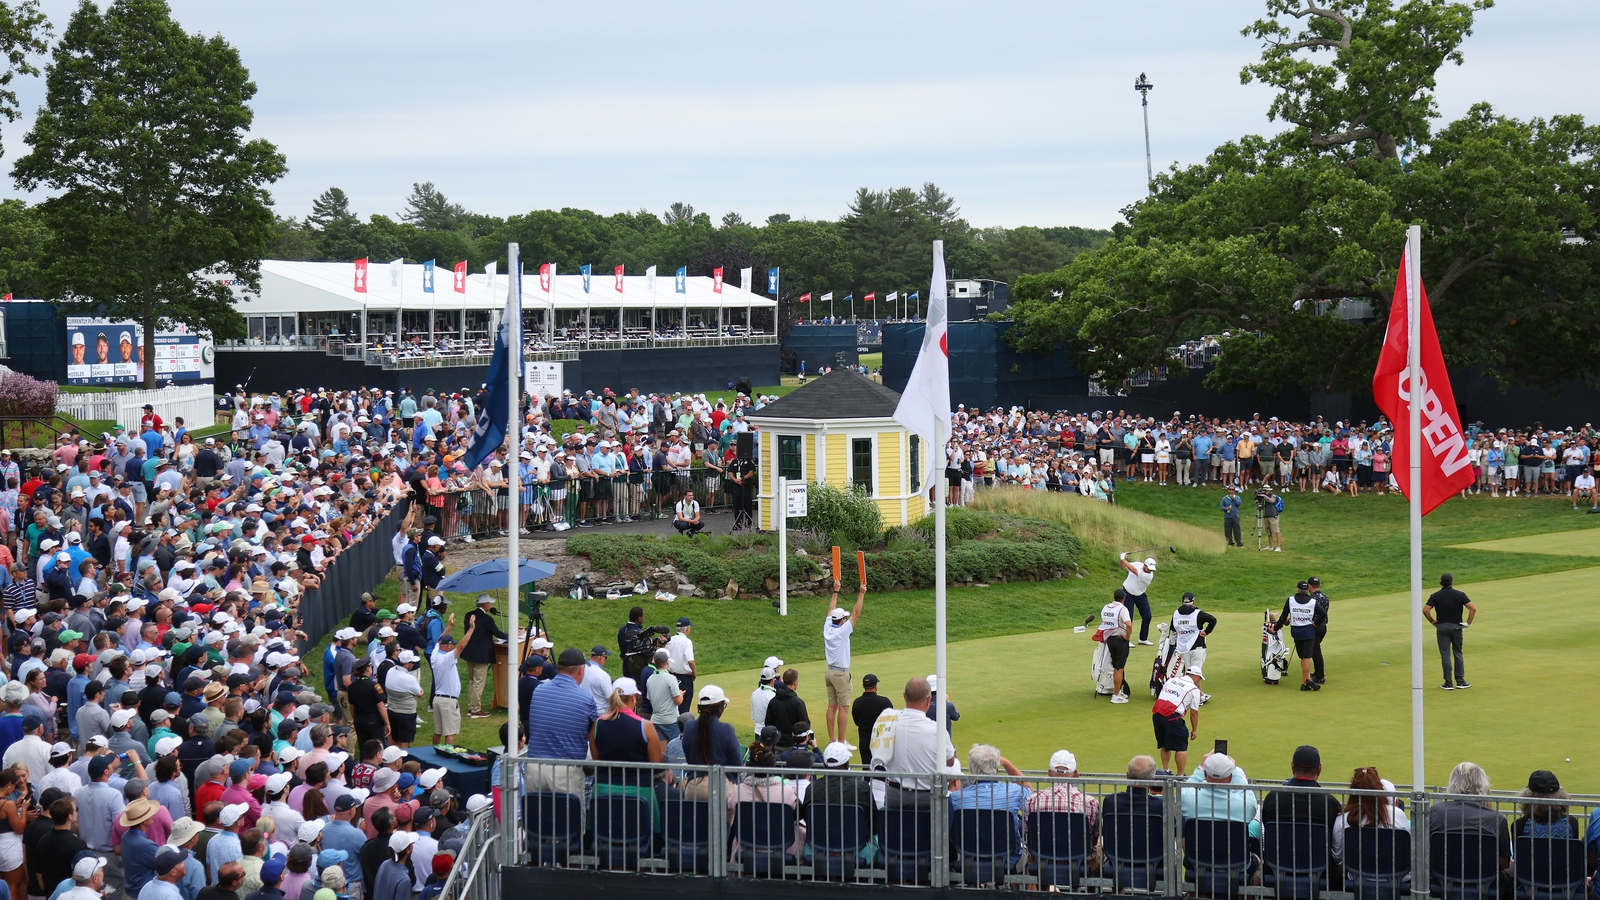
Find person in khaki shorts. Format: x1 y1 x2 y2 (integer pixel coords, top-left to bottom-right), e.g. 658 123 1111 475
429 618 469 745
822 576 866 748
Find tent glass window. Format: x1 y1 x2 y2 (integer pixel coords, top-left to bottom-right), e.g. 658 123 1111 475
852 438 873 493
778 436 802 481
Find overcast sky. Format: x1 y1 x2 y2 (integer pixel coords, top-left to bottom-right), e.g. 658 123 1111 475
0 1 1595 229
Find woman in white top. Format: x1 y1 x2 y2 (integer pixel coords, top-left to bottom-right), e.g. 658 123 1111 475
1154 436 1172 485
1331 766 1409 863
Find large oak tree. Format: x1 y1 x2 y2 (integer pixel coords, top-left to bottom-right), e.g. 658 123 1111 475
1007 0 1600 396
13 0 285 386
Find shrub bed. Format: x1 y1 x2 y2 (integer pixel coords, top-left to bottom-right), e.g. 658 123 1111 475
565 508 1081 597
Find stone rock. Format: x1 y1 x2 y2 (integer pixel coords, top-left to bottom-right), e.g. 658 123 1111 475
678 583 700 598
724 580 739 599
795 548 808 556
763 577 779 593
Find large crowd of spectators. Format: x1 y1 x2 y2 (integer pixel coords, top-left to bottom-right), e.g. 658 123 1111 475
939 408 1600 508
0 391 511 900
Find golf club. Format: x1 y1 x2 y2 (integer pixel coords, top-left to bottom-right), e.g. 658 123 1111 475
1116 546 1178 569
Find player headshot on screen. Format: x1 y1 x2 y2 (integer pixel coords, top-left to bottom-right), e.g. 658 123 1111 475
119 331 134 362
95 332 110 363
71 333 85 365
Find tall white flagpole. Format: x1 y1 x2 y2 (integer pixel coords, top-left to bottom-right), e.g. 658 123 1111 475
1406 224 1424 790
504 243 522 859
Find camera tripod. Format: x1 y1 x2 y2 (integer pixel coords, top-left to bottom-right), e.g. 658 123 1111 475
1253 501 1266 551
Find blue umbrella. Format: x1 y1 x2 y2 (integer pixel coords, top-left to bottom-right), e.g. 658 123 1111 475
436 558 558 594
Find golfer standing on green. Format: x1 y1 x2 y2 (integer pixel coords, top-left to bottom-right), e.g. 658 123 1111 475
1424 572 1476 690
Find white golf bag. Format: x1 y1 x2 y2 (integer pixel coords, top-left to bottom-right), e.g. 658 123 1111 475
1148 622 1184 697
1091 641 1115 695
1262 610 1289 684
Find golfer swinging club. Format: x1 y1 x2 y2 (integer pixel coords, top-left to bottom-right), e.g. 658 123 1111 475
1119 553 1157 646
1271 580 1326 691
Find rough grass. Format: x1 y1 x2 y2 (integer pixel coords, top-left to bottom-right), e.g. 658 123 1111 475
970 486 1226 561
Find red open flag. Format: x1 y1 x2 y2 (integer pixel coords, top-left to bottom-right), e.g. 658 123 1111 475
712 267 724 293
353 258 368 294
452 261 467 293
1372 247 1474 515
798 292 811 303
864 291 876 304
615 264 625 292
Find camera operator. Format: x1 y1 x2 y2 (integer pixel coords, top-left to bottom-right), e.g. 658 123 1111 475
617 605 670 683
1256 483 1282 552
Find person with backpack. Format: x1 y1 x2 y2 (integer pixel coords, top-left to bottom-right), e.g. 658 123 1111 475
1259 483 1283 552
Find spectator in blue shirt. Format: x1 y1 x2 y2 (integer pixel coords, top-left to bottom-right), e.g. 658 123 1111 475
948 744 1031 867
524 649 598 795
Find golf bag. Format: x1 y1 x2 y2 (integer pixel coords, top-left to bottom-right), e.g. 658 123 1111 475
1262 610 1289 684
1148 622 1184 697
1091 641 1115 695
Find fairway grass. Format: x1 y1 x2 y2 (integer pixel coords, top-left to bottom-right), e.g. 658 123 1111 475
1452 529 1600 557
715 564 1600 792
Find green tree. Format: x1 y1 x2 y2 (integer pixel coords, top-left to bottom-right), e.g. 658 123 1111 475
0 199 49 297
264 215 319 261
12 0 286 387
1007 0 1600 396
401 181 467 232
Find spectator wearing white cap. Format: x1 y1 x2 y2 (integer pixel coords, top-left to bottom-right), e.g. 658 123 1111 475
589 677 663 801
261 772 305 844
804 741 874 833
428 619 466 747
822 576 865 747
370 831 415 900
60 855 107 900
1027 750 1101 856
750 666 778 733
382 650 423 749
1180 752 1258 848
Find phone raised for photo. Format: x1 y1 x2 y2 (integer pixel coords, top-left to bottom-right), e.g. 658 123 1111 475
1214 739 1227 757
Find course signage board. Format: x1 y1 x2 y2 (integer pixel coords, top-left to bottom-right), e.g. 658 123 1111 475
785 482 808 518
525 361 563 398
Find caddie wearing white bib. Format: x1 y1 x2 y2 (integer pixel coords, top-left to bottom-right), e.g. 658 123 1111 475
1099 590 1134 703
1270 581 1325 692
1171 591 1218 704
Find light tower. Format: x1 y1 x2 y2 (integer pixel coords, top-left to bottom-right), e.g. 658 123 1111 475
1134 72 1155 193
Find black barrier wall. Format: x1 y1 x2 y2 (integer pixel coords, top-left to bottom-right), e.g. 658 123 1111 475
882 322 1084 411
782 325 862 374
296 498 408 647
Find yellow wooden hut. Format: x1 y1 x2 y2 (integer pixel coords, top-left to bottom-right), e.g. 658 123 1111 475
746 370 929 530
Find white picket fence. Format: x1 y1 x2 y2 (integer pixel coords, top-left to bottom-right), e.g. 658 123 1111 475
55 384 217 434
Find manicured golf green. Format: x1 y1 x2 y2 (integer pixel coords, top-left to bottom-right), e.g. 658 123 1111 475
716 563 1600 792
1452 529 1600 557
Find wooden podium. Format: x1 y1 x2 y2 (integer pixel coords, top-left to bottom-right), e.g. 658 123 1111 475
492 641 510 710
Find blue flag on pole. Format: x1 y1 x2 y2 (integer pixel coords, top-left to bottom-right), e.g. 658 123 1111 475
675 267 687 294
579 264 591 293
461 244 521 472
767 268 779 295
422 260 435 293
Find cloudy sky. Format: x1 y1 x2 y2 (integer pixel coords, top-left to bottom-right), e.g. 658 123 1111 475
0 1 1594 229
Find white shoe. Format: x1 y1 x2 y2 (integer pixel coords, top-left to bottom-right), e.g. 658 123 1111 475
1200 693 1212 705
1138 639 1154 646
1109 694 1130 704
1273 547 1282 552
844 743 858 751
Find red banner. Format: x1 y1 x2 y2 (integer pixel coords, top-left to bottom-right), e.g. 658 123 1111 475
539 263 552 292
864 291 876 304
615 265 625 292
452 261 466 293
798 292 811 303
353 258 368 294
1372 249 1474 515
712 267 723 293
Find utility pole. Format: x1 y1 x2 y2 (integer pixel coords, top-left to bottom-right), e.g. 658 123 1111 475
1135 72 1155 194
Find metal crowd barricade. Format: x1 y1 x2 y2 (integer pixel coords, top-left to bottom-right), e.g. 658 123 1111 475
490 754 1600 898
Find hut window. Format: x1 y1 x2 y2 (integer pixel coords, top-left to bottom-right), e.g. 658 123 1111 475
909 434 921 492
778 435 803 481
852 438 873 494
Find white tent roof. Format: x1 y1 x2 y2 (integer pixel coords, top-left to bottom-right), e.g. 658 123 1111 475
220 260 775 314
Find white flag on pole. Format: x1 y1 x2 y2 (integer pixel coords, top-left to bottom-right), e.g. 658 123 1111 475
740 267 753 291
646 265 657 294
820 292 833 303
389 258 404 289
485 260 497 299
886 291 899 303
893 241 951 491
